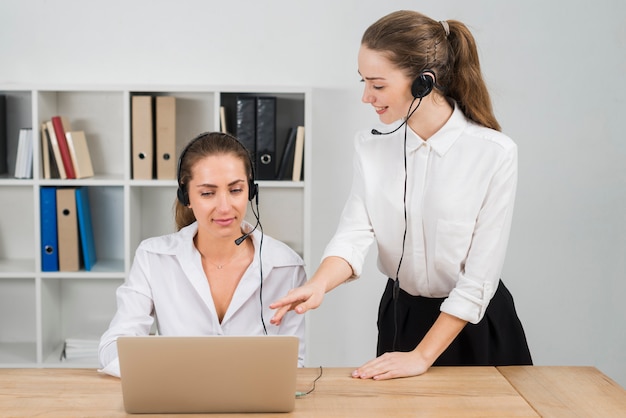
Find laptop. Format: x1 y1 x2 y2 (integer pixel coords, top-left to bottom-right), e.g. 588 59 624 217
117 335 299 414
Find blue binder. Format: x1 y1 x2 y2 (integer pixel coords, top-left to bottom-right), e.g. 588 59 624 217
40 187 59 271
75 187 97 271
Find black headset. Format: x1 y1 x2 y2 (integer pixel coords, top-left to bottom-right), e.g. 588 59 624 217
410 70 436 99
176 132 258 206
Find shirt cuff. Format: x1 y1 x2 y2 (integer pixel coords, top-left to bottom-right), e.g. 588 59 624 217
440 280 494 324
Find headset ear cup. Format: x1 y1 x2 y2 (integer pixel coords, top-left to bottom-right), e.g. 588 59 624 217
248 181 258 201
177 186 189 206
411 73 434 99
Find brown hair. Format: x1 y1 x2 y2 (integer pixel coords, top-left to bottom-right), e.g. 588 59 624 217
361 10 501 131
174 132 254 230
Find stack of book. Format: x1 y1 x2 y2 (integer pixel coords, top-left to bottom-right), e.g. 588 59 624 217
41 116 94 179
40 186 97 272
60 336 100 363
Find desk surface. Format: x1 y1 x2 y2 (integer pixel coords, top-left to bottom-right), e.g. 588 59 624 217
0 366 625 417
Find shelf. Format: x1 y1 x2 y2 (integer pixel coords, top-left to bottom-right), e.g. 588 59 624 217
0 84 311 368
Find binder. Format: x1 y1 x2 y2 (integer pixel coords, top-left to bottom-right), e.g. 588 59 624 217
292 126 305 182
155 96 176 179
66 131 94 179
255 96 276 180
235 96 256 157
75 187 97 271
40 187 59 272
131 95 154 179
51 116 76 179
56 187 80 271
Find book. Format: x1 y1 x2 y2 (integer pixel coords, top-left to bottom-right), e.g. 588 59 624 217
292 126 305 182
235 96 256 156
255 96 276 180
131 95 154 179
40 123 51 179
51 116 76 179
220 106 227 133
275 127 297 180
56 187 80 271
66 131 94 179
14 128 33 179
75 186 97 271
0 95 6 175
45 120 67 179
40 186 59 272
155 96 176 180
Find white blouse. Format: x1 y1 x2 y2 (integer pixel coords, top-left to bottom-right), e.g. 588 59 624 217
99 221 306 377
323 104 517 324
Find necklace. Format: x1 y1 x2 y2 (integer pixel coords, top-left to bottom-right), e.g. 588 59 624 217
201 245 244 269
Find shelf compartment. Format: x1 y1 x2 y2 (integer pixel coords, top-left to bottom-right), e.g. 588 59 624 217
0 278 37 364
40 277 122 366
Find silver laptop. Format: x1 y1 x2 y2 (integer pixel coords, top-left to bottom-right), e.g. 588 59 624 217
117 335 299 414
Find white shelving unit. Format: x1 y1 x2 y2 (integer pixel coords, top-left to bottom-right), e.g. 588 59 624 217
0 85 312 368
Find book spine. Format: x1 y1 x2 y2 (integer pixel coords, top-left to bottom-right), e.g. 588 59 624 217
51 116 76 179
0 95 6 174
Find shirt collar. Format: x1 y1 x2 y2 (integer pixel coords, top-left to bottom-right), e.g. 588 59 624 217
406 102 468 157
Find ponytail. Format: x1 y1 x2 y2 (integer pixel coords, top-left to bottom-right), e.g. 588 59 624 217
446 20 501 131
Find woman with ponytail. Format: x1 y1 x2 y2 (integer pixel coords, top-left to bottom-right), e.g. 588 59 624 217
271 10 532 379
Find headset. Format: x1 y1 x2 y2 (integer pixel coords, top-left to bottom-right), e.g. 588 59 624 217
176 131 267 333
177 132 258 206
411 71 435 99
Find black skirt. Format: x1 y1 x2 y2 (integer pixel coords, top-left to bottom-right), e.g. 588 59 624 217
377 278 532 366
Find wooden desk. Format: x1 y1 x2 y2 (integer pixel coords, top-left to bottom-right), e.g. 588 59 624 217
0 366 624 417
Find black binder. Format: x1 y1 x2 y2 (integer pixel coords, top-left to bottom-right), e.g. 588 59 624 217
255 96 276 180
235 96 256 158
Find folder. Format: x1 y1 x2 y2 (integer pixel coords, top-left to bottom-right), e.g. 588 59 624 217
155 96 176 180
75 187 97 271
56 187 80 271
235 96 256 157
51 116 76 179
66 131 94 179
40 187 59 272
255 96 276 180
131 95 154 180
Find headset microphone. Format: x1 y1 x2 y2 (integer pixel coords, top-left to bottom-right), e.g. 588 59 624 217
371 119 408 136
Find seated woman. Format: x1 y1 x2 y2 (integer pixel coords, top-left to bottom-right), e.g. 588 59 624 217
99 131 306 377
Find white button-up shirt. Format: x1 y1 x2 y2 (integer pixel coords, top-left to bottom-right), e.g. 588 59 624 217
323 104 517 324
99 221 306 377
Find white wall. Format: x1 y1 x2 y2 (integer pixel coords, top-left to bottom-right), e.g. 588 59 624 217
2 0 624 387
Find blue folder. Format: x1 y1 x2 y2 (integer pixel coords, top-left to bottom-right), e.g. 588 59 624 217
40 187 59 271
75 187 97 271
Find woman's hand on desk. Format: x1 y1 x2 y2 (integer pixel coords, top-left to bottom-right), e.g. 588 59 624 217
351 350 431 380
